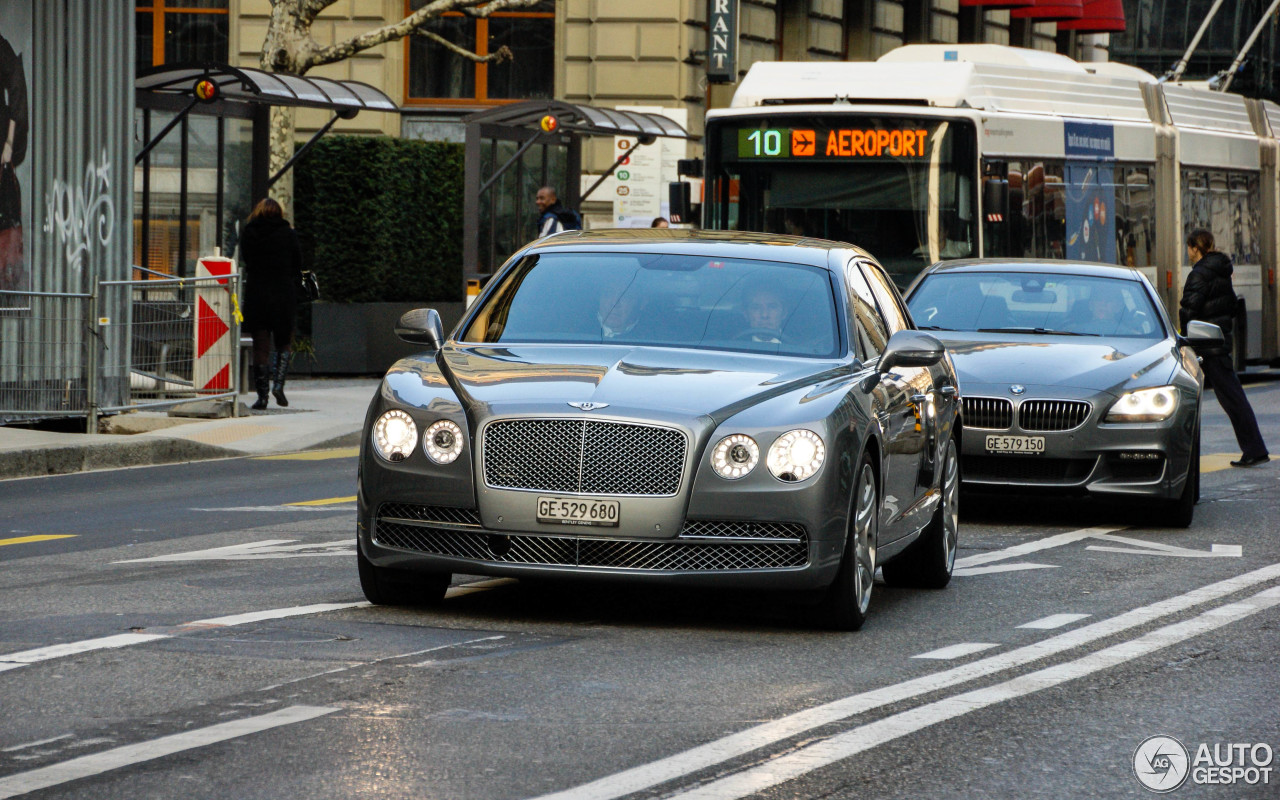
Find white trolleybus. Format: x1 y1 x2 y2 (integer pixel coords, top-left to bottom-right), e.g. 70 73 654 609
699 44 1280 369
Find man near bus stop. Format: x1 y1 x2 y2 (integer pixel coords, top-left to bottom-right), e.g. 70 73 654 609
1180 228 1269 467
534 186 581 239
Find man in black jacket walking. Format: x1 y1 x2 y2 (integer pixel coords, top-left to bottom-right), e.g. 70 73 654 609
1180 229 1269 467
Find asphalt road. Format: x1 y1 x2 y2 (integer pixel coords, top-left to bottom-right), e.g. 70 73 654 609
1 382 1278 800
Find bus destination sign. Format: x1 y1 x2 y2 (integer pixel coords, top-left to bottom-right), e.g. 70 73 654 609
737 127 931 159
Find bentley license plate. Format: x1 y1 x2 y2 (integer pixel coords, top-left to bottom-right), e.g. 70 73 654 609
536 497 620 527
985 434 1045 454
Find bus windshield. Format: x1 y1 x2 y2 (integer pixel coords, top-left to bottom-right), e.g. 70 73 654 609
705 115 977 288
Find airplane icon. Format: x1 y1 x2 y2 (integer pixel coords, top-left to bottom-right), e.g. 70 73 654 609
792 129 816 156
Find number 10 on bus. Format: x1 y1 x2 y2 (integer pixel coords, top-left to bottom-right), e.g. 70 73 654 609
740 128 789 158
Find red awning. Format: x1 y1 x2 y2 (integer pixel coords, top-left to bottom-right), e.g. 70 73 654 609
1011 0 1084 21
1057 0 1126 32
960 0 1035 8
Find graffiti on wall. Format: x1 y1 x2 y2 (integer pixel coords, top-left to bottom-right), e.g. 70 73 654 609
42 148 114 274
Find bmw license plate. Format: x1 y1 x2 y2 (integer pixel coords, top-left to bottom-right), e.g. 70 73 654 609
985 434 1045 455
536 497 620 527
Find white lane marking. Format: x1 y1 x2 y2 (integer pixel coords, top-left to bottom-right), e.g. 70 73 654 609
954 526 1126 569
257 635 508 691
188 601 368 628
667 589 1280 800
115 539 353 563
0 603 368 671
1086 533 1243 559
1017 613 1091 630
953 562 1057 577
0 634 168 665
529 562 1280 800
0 705 338 799
911 643 999 660
1 735 74 753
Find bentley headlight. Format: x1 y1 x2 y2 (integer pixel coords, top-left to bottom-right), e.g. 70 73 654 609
423 419 465 464
372 410 418 462
711 434 759 480
1105 386 1179 422
767 429 826 482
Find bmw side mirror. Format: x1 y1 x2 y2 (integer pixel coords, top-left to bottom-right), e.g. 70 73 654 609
1181 320 1225 351
396 308 446 350
879 330 945 373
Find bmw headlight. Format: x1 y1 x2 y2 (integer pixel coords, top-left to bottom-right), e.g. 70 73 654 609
767 429 826 482
423 419 465 464
1105 386 1179 422
372 409 418 462
711 434 759 479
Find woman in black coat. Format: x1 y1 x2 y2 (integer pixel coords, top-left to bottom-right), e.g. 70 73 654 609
1180 229 1268 467
239 198 302 410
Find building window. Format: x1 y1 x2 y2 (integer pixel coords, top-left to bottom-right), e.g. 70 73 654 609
135 0 230 73
405 0 554 105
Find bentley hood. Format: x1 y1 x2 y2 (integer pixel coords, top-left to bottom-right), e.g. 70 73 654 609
420 343 846 422
933 333 1178 395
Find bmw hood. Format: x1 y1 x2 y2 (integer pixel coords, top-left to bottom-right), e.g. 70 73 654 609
933 333 1178 396
423 343 845 422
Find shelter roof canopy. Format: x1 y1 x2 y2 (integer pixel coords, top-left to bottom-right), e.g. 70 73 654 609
136 63 398 113
465 100 695 140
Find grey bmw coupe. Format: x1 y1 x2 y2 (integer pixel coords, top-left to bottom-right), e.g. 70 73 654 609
904 259 1225 528
357 230 961 630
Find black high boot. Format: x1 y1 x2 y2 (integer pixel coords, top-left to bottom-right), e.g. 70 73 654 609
251 365 270 410
271 350 292 407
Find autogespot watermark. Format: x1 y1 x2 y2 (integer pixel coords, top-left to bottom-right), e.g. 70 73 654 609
1133 735 1275 793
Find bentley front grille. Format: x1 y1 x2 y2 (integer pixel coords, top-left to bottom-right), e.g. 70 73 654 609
482 419 687 496
372 520 809 571
962 397 1014 430
377 503 482 527
1018 400 1091 432
679 520 806 541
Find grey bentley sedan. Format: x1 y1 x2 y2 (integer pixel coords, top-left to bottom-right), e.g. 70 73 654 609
904 259 1224 528
357 230 960 630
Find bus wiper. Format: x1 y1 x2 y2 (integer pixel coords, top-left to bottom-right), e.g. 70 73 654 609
977 327 1099 337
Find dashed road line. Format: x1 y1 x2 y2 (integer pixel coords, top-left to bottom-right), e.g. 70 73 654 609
0 705 338 799
0 602 368 672
285 495 356 506
954 526 1126 570
953 561 1056 577
1017 613 1091 630
911 642 999 660
255 448 358 461
529 563 1280 800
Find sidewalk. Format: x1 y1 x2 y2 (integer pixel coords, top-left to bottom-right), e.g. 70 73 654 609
0 379 381 480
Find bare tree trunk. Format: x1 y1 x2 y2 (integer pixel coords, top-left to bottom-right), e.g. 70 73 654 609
269 107 296 210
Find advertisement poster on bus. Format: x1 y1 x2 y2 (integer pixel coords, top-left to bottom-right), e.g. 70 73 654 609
1064 122 1116 265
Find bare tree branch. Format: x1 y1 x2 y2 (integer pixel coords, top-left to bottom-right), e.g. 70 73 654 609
299 0 339 25
305 0 544 70
414 30 514 64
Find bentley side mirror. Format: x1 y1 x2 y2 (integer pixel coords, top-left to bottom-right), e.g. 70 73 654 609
1181 320 1225 350
396 308 446 350
879 330 945 373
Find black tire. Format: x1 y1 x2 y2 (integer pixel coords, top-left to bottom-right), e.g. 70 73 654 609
882 437 959 589
1158 428 1198 529
815 455 878 631
357 547 450 606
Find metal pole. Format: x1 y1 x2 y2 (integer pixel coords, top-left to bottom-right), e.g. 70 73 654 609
1162 0 1228 82
86 286 100 434
1217 0 1280 91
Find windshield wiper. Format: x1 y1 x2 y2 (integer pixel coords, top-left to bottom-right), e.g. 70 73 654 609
977 327 1099 337
915 325 953 331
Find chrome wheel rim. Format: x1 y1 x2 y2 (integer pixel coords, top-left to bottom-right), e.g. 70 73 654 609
941 440 959 573
853 463 877 615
